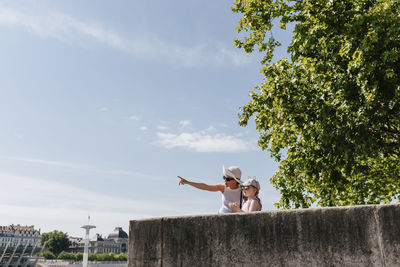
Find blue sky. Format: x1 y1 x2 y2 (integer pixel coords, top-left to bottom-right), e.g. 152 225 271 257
0 0 292 237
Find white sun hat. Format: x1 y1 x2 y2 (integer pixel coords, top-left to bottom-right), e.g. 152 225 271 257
241 177 260 190
222 165 242 184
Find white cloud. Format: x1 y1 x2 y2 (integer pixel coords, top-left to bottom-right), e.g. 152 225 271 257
0 6 251 67
139 126 148 131
157 125 168 130
202 125 216 133
179 120 191 127
156 132 256 152
129 115 140 121
99 107 109 112
0 156 159 179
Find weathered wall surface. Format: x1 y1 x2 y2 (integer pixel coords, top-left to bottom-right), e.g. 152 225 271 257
129 204 400 267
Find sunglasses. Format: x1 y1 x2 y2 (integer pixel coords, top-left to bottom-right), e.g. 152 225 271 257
223 176 235 182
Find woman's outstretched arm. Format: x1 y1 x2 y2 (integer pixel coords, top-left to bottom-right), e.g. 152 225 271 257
178 176 224 193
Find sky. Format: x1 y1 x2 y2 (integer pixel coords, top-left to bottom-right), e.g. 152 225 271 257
0 0 293 238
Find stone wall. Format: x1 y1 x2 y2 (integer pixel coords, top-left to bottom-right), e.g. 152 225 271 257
129 204 400 266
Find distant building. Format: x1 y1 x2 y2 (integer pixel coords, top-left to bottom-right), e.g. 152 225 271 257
0 224 41 247
68 227 128 254
0 224 41 266
68 236 84 253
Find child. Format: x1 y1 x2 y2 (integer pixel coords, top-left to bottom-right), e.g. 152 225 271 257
229 177 262 212
178 165 243 213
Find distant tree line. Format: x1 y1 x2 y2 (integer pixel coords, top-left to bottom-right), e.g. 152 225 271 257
40 230 127 262
40 251 127 262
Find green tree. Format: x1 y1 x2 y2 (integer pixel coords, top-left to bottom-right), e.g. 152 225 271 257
57 251 75 260
116 253 128 261
40 251 56 260
88 254 97 261
74 252 83 261
233 0 400 208
41 230 70 256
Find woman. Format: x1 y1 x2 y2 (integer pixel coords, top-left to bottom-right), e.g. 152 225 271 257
229 177 262 212
177 165 242 213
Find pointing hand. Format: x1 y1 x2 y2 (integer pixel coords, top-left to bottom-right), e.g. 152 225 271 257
177 176 187 185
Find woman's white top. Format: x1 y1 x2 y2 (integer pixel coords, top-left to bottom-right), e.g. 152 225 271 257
219 186 241 213
242 196 261 212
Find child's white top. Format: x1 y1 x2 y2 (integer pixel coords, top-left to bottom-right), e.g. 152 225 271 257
242 196 261 212
219 186 241 213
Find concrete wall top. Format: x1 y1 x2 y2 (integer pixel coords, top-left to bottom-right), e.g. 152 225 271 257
129 204 400 267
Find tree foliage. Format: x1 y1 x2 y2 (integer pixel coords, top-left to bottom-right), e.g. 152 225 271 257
74 252 83 261
233 0 400 208
57 251 76 260
40 251 56 260
41 230 70 256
